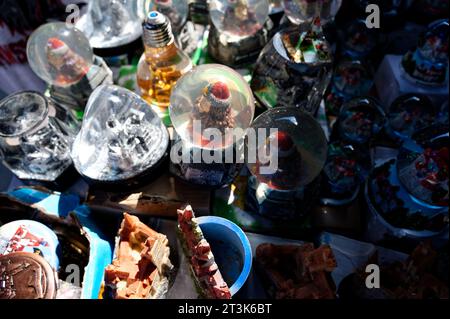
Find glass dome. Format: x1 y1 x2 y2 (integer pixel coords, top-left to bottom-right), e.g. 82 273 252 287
209 0 269 38
0 92 48 137
397 125 448 207
323 142 362 197
387 94 438 139
169 64 255 150
246 107 327 190
27 22 93 87
138 0 189 33
325 59 372 116
282 0 342 25
76 0 142 49
251 24 333 113
401 19 449 86
71 85 169 182
338 97 385 145
0 91 76 181
341 19 378 59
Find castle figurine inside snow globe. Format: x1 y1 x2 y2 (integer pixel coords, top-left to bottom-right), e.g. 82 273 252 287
169 64 255 188
27 22 113 117
245 107 327 220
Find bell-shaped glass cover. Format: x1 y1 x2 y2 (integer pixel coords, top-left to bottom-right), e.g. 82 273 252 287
209 0 269 38
27 22 93 87
246 107 327 190
71 85 169 181
169 64 255 150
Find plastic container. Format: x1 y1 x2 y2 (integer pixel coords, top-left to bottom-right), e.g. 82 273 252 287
196 216 252 296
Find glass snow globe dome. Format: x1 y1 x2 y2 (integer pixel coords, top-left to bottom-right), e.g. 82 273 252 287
282 0 342 25
27 22 93 87
209 0 270 38
76 0 142 49
245 107 327 191
169 64 255 150
71 85 169 183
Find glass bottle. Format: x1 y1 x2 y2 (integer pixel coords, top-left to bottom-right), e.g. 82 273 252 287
137 11 192 108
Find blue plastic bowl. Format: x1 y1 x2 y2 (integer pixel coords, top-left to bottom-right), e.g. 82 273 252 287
196 216 252 296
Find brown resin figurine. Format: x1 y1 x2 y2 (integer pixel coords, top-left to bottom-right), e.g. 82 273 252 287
256 243 337 299
104 213 173 299
177 205 231 299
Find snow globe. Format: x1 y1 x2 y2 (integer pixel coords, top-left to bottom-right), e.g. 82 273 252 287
282 0 342 25
325 59 372 116
0 91 78 182
401 19 448 86
169 64 255 188
207 0 271 66
365 124 449 244
71 85 169 188
336 97 386 146
387 93 438 140
27 22 112 116
245 107 327 219
251 18 333 114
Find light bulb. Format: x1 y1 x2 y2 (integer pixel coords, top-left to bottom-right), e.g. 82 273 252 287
282 0 342 25
27 22 93 87
138 0 189 34
169 64 255 150
209 0 269 38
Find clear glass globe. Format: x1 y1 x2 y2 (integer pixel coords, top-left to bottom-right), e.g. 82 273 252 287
246 107 327 190
209 0 270 38
27 22 93 87
282 0 342 25
169 64 255 150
